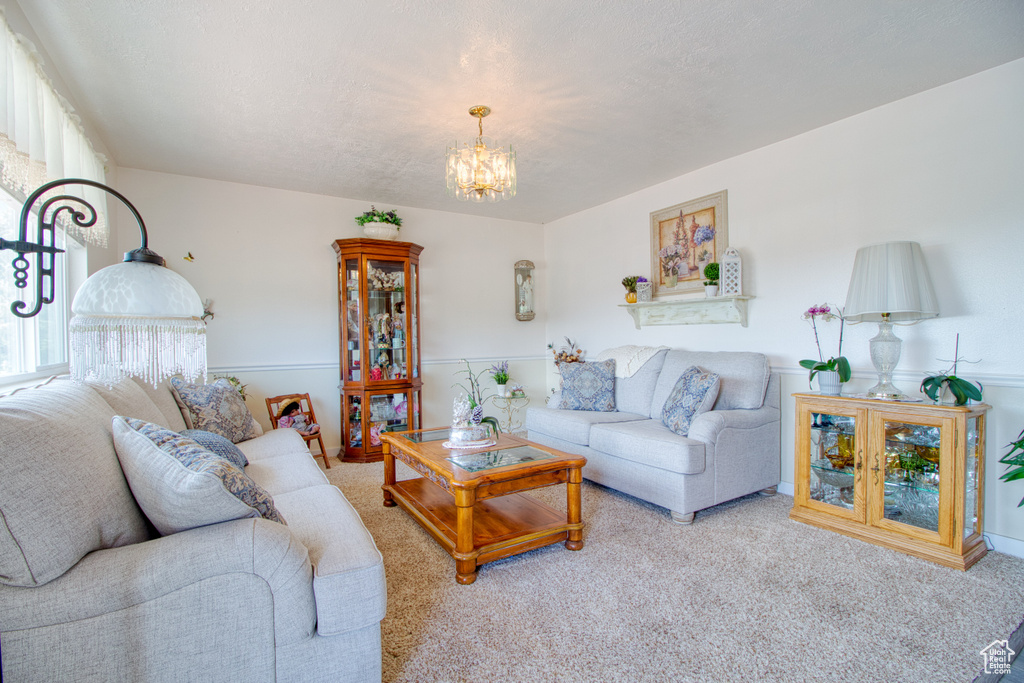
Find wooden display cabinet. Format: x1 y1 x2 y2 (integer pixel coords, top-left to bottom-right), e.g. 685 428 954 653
790 393 989 570
333 239 423 462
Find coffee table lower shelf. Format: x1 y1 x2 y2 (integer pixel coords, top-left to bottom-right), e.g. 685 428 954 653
385 477 577 583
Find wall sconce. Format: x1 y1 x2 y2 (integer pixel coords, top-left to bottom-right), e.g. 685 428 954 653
514 260 535 321
1 178 206 386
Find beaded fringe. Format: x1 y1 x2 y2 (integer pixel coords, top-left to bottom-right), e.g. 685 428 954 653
69 315 207 387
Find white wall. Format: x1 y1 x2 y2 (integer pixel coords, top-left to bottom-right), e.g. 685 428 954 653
113 170 548 448
544 59 1024 547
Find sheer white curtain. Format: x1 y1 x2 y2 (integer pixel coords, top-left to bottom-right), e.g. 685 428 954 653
0 9 108 246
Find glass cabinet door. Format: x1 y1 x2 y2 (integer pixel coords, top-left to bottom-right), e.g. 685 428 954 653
365 259 408 383
964 415 983 541
363 390 419 454
871 413 951 541
802 409 864 521
342 259 361 382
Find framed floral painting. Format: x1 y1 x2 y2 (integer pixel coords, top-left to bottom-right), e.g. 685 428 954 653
650 190 728 297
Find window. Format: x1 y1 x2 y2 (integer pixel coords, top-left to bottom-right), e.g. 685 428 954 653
0 188 82 383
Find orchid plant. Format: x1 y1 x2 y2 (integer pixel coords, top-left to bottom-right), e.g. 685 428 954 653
799 303 851 387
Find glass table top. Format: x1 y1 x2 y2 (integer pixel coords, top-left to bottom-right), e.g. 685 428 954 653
446 445 553 472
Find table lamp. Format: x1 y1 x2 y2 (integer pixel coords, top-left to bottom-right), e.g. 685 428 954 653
843 241 938 399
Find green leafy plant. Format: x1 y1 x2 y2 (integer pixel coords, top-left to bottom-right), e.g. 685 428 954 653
452 359 501 438
489 360 510 385
920 335 982 406
799 304 851 387
702 262 719 286
1000 428 1024 507
355 205 402 227
621 275 639 292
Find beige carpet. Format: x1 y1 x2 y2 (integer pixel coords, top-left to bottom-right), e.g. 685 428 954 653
324 461 1024 682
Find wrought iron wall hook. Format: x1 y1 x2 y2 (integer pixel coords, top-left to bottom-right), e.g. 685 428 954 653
1 177 165 318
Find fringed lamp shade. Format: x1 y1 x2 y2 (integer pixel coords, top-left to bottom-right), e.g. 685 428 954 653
70 261 206 387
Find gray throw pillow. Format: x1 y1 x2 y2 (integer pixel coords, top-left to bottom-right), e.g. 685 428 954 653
558 359 616 411
181 429 249 469
170 377 262 443
661 366 720 436
112 417 284 536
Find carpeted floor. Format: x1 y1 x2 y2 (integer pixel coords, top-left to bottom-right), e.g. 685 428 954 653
323 461 1024 682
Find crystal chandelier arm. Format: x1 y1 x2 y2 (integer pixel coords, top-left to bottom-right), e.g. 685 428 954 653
2 177 163 318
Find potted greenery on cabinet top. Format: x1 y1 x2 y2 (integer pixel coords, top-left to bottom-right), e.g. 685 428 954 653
356 206 402 240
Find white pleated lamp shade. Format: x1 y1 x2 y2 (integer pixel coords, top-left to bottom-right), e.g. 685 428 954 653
844 241 939 323
69 261 207 386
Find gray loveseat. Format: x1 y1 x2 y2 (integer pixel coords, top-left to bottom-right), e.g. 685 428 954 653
0 376 385 682
527 349 781 523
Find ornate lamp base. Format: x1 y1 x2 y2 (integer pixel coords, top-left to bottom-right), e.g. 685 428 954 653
867 318 906 399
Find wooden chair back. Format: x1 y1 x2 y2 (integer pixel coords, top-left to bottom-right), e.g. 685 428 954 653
264 393 330 468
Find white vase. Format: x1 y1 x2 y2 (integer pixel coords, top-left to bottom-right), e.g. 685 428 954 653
363 222 399 240
817 370 842 396
497 384 510 397
704 284 719 298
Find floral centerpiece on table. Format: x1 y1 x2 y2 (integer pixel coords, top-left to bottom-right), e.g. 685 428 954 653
799 303 851 388
452 359 501 437
355 205 402 228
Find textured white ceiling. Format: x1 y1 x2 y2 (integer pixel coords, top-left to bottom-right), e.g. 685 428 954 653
15 0 1024 224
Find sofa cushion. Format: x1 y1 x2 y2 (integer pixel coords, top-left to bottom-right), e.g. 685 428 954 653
614 349 668 416
170 377 263 443
273 485 387 636
131 377 188 431
558 359 616 411
590 419 706 475
526 406 648 446
651 350 770 416
0 379 150 587
246 453 330 496
112 417 285 535
237 427 312 463
87 378 169 426
661 367 721 436
182 429 249 469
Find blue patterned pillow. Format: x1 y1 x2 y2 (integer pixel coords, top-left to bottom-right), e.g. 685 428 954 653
113 417 284 535
170 378 262 444
182 429 249 469
558 360 616 411
661 366 720 436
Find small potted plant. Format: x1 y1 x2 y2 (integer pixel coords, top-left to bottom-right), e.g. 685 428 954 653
355 206 402 240
799 304 851 395
621 275 639 303
920 335 982 406
1000 427 1024 507
702 262 720 297
489 360 511 396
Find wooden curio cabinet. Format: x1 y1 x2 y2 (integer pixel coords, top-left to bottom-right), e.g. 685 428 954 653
333 239 423 462
790 393 990 570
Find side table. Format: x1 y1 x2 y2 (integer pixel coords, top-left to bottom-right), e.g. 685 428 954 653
492 395 530 435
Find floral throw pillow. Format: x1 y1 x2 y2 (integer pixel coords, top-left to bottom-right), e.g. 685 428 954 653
112 417 284 536
558 359 616 412
170 377 262 444
661 366 721 436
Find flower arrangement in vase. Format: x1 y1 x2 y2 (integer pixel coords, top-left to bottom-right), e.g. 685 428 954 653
549 336 585 363
452 359 501 437
658 244 683 287
489 360 511 396
799 303 851 395
355 206 402 240
621 275 643 303
920 334 982 406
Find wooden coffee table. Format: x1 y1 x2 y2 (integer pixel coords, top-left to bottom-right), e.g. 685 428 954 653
380 428 586 584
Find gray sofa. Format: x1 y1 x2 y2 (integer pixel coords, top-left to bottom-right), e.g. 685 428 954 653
527 349 781 523
0 376 385 682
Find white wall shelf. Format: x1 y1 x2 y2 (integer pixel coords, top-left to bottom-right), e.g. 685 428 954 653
619 295 753 329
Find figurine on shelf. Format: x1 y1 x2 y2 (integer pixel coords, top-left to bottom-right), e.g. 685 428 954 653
369 423 385 447
369 366 383 381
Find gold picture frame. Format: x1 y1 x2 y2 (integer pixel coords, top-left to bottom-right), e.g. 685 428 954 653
650 190 728 297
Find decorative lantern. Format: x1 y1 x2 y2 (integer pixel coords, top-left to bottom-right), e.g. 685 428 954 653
636 280 653 302
720 247 743 296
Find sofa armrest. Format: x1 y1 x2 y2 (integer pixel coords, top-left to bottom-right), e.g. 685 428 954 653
0 518 315 644
687 406 781 446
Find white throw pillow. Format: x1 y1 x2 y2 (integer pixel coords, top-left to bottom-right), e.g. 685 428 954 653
112 416 284 536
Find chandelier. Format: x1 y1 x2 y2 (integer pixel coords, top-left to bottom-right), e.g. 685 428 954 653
445 105 516 202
